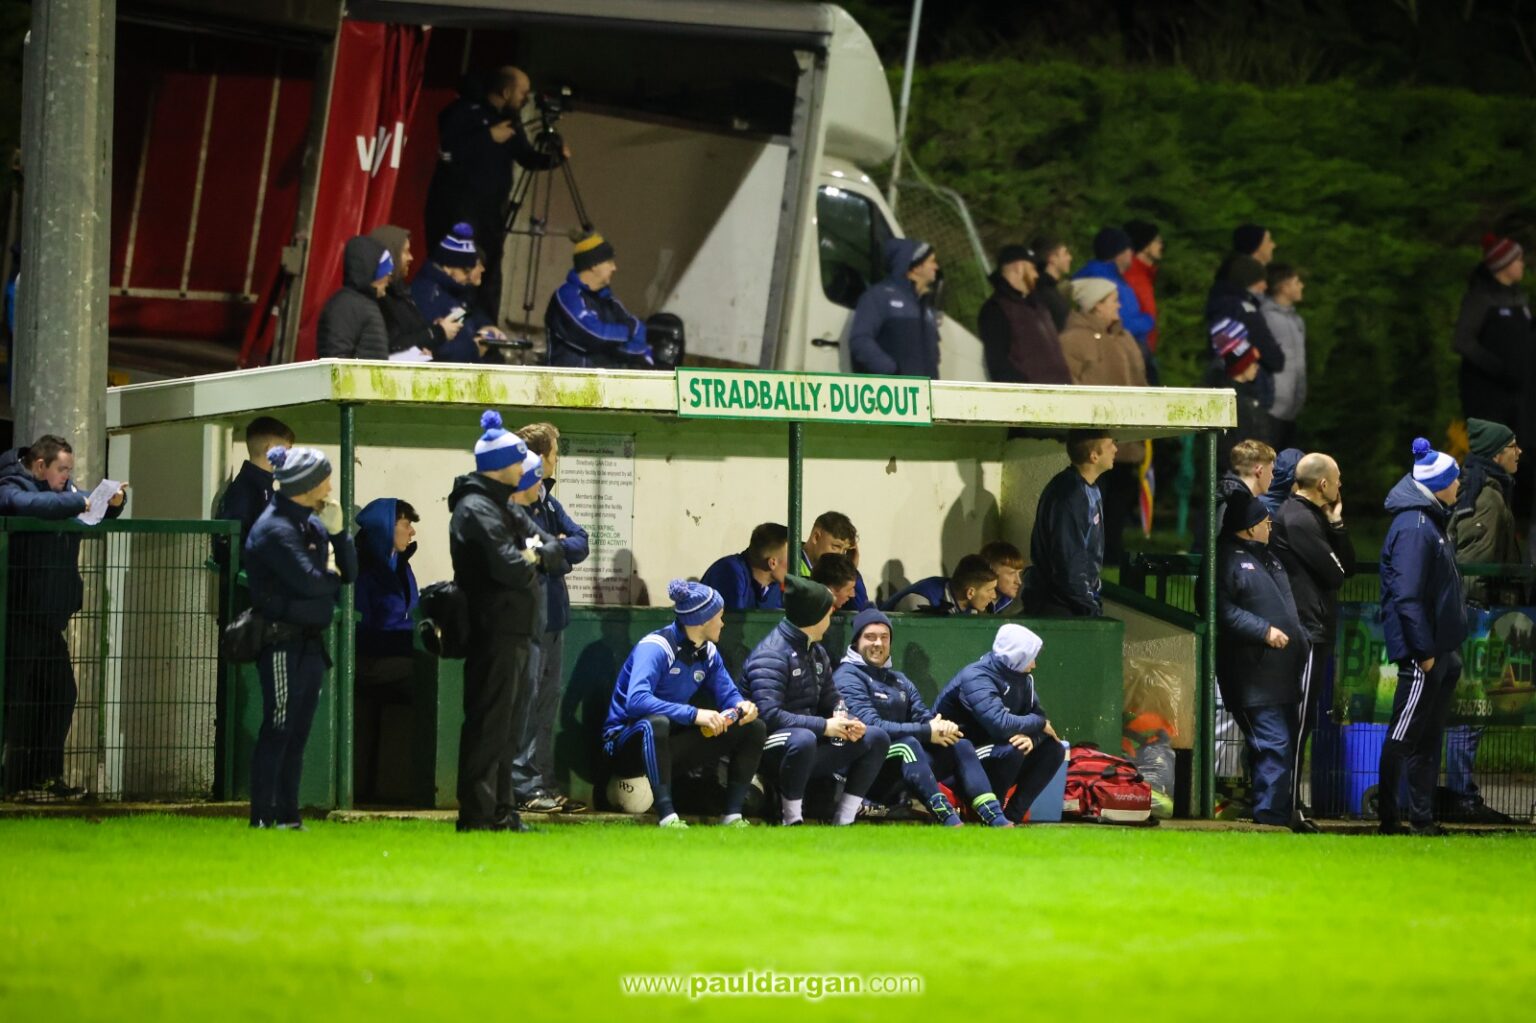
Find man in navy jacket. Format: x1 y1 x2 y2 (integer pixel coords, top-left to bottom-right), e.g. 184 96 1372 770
602 580 765 827
881 554 998 615
835 609 1010 826
1216 494 1310 829
245 446 357 828
215 416 294 560
509 422 592 814
0 436 126 798
933 624 1066 824
1022 431 1114 616
1378 439 1469 835
849 238 941 378
746 575 890 824
701 522 788 612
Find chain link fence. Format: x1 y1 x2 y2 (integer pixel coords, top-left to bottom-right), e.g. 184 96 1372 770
2 519 237 803
890 153 991 333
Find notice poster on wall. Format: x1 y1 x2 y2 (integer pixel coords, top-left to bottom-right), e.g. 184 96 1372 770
558 434 641 605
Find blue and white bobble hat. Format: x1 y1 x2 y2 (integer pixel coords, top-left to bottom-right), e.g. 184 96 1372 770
1411 437 1460 493
668 579 724 626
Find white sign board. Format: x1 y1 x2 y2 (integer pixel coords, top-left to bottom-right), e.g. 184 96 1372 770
558 433 639 605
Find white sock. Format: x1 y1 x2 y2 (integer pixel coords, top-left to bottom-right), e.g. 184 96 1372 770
832 793 864 826
720 813 743 825
658 812 680 827
781 797 804 825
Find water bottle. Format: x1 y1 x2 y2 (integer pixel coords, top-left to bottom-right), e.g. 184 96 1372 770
830 698 849 746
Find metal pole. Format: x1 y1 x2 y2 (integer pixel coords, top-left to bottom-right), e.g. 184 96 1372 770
14 0 115 484
1199 429 1218 818
337 403 357 809
788 422 803 560
886 0 924 214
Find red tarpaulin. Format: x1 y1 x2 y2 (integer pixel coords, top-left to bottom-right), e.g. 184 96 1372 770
289 21 430 363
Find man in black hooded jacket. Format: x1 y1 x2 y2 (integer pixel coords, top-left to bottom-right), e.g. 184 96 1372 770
316 235 391 360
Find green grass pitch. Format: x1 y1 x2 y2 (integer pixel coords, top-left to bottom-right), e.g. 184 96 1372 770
2 817 1534 1021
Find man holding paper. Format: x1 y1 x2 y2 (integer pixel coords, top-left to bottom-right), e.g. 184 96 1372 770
0 435 127 798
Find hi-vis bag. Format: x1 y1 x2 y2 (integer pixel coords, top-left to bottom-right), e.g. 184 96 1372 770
1063 743 1154 824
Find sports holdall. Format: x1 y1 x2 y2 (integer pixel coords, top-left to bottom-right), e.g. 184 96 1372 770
1062 743 1153 824
416 580 471 659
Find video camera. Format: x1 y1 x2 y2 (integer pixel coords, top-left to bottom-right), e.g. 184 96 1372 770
533 86 573 127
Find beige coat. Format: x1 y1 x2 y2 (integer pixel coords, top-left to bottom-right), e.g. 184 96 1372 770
1058 310 1149 463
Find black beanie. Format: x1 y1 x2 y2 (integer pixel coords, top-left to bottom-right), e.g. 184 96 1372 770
1125 219 1159 254
572 230 615 273
994 243 1035 272
1092 227 1133 262
1224 254 1266 289
784 574 834 628
1223 493 1269 536
1232 223 1267 255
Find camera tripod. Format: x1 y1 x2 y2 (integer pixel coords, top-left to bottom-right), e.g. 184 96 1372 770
503 122 593 345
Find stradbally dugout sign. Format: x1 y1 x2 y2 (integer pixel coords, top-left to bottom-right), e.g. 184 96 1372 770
676 368 932 427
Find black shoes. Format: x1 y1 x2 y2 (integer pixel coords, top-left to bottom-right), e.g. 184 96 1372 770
1290 818 1322 834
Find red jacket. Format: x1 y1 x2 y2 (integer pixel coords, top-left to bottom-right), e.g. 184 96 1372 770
1123 258 1159 352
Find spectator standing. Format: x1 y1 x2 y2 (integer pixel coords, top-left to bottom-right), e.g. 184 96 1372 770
316 235 392 360
1122 220 1162 359
1021 430 1115 617
1215 494 1310 830
353 497 420 804
1029 235 1073 332
849 238 941 379
508 422 591 815
1446 419 1522 823
1207 255 1285 445
1261 263 1308 450
216 417 294 554
1073 227 1155 369
244 446 354 828
447 412 565 832
701 522 788 612
367 225 463 359
1204 319 1264 459
1377 439 1468 836
423 66 567 321
977 244 1071 385
545 231 653 369
0 436 126 798
1270 453 1354 830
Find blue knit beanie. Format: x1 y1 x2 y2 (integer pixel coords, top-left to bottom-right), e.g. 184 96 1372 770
669 579 723 626
474 410 526 473
436 222 479 269
267 445 331 495
1411 437 1460 493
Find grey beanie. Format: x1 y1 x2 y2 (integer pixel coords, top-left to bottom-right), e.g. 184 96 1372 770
268 445 332 496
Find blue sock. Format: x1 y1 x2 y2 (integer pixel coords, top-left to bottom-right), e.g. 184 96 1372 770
653 783 676 820
723 781 751 817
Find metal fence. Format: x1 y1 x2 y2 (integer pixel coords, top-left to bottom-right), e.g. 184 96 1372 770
1 518 237 803
1126 554 1536 821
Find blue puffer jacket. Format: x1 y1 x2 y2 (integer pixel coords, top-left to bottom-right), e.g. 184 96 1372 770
833 649 933 741
524 479 589 632
409 262 496 365
245 493 358 630
932 651 1047 744
1073 259 1155 347
0 447 106 631
354 498 418 659
601 622 745 741
848 238 940 379
744 618 838 735
1216 537 1309 707
1380 475 1468 662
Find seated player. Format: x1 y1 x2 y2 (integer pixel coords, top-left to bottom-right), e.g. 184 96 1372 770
881 553 998 615
933 624 1067 824
745 575 891 825
981 541 1025 616
601 580 766 828
834 609 1012 827
700 522 788 611
812 552 859 611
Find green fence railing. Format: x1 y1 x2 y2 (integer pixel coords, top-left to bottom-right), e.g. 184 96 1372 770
0 517 238 803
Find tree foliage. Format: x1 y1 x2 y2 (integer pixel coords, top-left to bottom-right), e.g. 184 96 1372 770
900 60 1536 499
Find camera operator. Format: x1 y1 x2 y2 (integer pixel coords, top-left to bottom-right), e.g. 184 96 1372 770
424 66 572 324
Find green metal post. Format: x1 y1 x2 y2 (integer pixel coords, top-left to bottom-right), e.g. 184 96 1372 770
0 531 8 751
1199 429 1218 818
788 423 803 556
223 523 239 801
337 403 357 810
